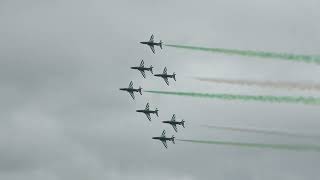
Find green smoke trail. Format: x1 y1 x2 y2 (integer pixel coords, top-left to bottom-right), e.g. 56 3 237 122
177 139 320 152
165 44 320 64
201 125 320 139
144 90 320 105
196 77 320 91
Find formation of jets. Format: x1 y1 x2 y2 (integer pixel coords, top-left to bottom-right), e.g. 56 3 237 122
119 34 185 149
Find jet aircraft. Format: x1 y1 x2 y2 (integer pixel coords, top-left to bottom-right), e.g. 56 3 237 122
130 60 153 78
140 34 162 54
136 103 159 121
119 81 142 100
152 130 175 149
162 114 185 132
154 67 176 85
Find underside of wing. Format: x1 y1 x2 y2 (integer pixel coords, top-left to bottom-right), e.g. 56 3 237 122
140 60 144 67
162 130 166 137
129 92 135 99
149 34 154 42
172 124 178 132
161 140 168 148
163 77 169 86
171 114 176 122
145 113 151 121
129 81 133 88
149 45 155 54
139 70 146 78
163 67 167 74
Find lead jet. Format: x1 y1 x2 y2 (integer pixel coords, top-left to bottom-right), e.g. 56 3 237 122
154 67 176 86
162 114 185 132
140 34 163 54
130 60 153 78
119 81 142 100
152 130 175 149
136 103 158 121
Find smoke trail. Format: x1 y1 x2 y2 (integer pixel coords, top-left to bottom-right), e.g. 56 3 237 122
177 139 320 152
196 77 320 91
201 125 320 139
165 44 320 64
144 90 320 105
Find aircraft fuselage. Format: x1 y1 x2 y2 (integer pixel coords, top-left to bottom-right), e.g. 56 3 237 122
130 66 151 71
162 121 182 125
154 74 174 78
136 110 156 114
119 88 139 92
140 41 161 47
152 137 173 141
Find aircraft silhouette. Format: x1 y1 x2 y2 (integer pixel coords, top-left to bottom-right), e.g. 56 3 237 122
154 67 176 85
119 81 142 100
162 114 185 132
130 60 153 78
152 130 175 149
136 103 158 121
140 34 163 54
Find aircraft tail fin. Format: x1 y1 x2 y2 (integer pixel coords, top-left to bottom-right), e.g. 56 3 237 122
138 87 142 95
172 136 175 144
150 65 153 74
173 73 176 81
155 108 159 117
181 120 185 128
159 40 163 49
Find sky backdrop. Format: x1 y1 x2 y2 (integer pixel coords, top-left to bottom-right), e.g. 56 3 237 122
1 0 320 179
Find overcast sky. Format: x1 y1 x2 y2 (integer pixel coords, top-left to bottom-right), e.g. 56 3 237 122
1 0 320 179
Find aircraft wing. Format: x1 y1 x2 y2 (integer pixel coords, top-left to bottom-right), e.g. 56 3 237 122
172 124 178 132
149 45 155 54
139 70 146 78
145 103 149 110
163 77 169 86
163 67 167 74
171 114 176 122
161 140 168 148
129 92 135 99
149 34 154 42
145 113 151 121
161 130 166 137
140 60 144 67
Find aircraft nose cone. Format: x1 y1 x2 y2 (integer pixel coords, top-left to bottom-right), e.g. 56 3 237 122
152 137 156 139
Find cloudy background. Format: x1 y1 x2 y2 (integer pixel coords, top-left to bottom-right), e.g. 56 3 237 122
1 0 320 179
